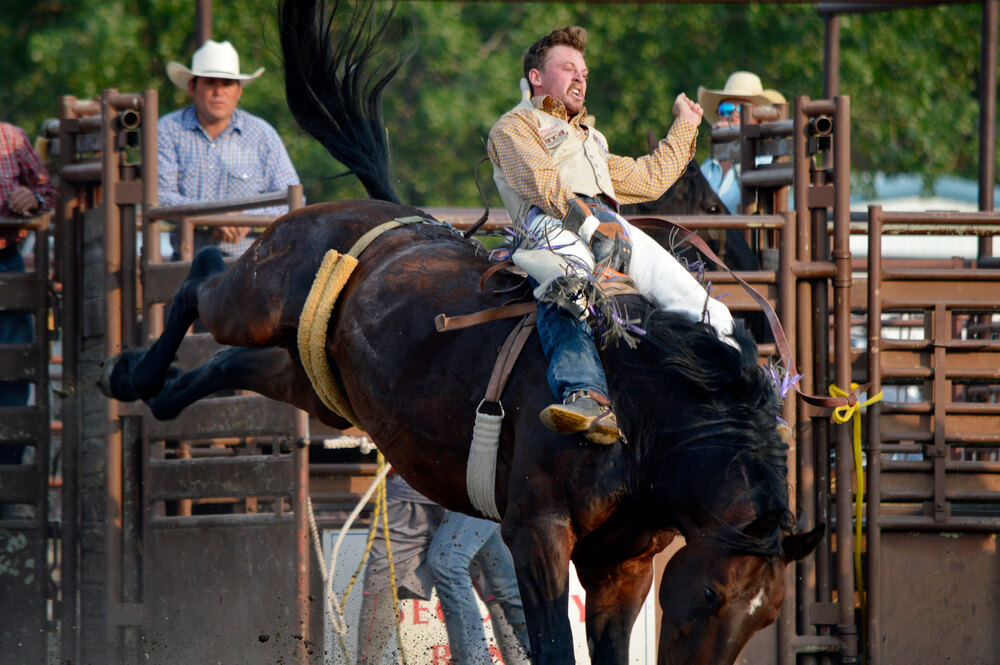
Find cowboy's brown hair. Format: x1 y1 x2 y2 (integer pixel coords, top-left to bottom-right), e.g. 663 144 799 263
522 26 587 86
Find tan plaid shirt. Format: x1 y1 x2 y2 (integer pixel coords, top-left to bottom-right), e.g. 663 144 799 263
487 95 698 219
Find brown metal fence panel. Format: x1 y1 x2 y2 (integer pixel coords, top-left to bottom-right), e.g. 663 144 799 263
864 207 1000 664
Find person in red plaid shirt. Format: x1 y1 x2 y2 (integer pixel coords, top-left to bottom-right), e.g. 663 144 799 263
1 121 56 470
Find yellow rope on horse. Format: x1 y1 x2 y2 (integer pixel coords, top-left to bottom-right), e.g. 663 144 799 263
297 248 363 428
297 219 418 429
829 382 883 633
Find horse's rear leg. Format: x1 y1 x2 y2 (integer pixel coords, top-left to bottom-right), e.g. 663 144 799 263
100 247 227 402
144 346 352 429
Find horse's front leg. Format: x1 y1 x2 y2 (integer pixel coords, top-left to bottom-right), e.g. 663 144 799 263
100 246 227 401
574 554 657 665
502 516 577 665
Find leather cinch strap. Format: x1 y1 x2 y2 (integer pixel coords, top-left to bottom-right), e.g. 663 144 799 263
461 310 537 520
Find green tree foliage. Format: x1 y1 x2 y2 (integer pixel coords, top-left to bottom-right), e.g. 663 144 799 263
1 1 992 208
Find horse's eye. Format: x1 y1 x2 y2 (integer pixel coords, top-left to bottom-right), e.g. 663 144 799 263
703 587 722 611
707 205 722 214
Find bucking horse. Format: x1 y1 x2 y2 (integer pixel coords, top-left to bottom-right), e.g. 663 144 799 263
100 1 823 663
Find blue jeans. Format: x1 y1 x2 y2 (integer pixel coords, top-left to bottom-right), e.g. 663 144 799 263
427 512 529 665
0 250 32 465
535 297 609 402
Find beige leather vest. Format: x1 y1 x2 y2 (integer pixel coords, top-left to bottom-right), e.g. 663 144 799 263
493 94 617 225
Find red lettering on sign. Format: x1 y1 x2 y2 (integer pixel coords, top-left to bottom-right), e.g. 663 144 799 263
571 594 586 622
435 600 445 623
432 644 451 665
412 599 430 625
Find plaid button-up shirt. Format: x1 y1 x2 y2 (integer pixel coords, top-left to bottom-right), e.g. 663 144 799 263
158 106 300 217
0 122 58 250
487 96 698 219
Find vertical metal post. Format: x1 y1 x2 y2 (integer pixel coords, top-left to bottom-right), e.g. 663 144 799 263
776 209 797 665
832 95 857 662
823 13 841 99
141 89 163 337
865 205 884 665
100 88 124 650
791 96 816 665
288 184 311 665
57 94 81 665
195 0 212 46
978 0 997 259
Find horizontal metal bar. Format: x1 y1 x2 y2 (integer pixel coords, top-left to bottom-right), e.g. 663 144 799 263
309 463 380 476
145 191 291 220
148 455 295 501
624 213 787 230
876 514 1000 531
60 161 103 183
141 395 299 441
150 512 295 530
741 163 794 188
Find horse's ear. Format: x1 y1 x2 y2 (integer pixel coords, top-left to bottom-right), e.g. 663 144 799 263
742 508 785 540
781 523 826 563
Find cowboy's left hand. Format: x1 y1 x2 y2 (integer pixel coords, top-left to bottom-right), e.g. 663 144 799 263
8 186 40 216
673 93 703 127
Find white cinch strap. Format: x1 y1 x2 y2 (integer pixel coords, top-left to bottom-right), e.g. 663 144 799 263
466 404 503 520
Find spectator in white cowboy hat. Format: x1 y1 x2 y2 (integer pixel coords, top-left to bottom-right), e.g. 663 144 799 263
159 39 301 259
697 71 785 214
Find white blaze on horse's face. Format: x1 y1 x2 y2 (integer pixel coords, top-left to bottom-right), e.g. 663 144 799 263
529 44 588 115
746 585 766 616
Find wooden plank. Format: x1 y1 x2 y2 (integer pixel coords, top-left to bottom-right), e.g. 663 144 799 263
147 455 295 501
0 346 43 382
142 395 297 441
0 406 48 443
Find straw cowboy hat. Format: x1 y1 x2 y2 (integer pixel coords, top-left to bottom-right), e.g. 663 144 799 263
698 71 784 124
166 40 264 90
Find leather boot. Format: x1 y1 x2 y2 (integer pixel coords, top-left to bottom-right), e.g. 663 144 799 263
539 390 621 445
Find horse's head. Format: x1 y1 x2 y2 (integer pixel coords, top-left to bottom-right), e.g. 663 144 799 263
598 298 824 662
621 159 726 217
656 514 825 665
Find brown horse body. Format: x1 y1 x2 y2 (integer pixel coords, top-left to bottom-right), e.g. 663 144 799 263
103 196 821 665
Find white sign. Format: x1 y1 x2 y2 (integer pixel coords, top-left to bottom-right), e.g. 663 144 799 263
321 530 656 665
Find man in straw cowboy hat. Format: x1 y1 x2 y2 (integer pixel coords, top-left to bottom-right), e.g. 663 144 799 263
697 71 786 214
159 39 300 258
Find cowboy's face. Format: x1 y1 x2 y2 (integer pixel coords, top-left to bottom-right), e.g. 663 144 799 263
529 45 587 115
188 77 243 128
714 97 744 129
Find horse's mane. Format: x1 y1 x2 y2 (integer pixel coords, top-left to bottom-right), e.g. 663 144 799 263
279 0 412 203
608 295 790 557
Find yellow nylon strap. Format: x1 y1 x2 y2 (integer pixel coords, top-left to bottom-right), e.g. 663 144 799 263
828 381 883 629
297 217 425 428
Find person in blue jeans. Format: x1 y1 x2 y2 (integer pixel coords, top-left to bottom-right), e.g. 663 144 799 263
358 476 528 665
428 511 529 665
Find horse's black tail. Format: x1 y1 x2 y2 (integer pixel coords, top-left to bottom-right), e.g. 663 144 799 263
278 0 412 203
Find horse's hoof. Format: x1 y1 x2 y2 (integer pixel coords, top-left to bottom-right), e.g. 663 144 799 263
97 356 120 398
97 351 143 402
